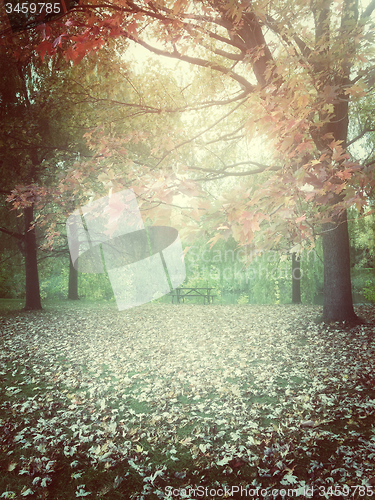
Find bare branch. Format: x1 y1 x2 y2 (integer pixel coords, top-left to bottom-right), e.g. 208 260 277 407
361 0 375 19
0 226 24 241
181 23 245 57
189 162 282 181
206 46 243 61
204 124 245 145
264 15 312 60
129 37 254 92
203 28 247 52
155 99 248 167
63 69 253 117
189 160 280 173
347 128 375 147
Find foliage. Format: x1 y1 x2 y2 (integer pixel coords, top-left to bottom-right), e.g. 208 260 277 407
236 293 249 305
6 0 374 235
183 237 325 305
364 279 375 303
0 251 24 299
0 39 173 308
2 0 375 318
2 222 373 305
348 207 375 267
37 255 114 301
78 273 114 302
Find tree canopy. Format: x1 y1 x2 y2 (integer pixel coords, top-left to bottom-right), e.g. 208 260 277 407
1 0 375 318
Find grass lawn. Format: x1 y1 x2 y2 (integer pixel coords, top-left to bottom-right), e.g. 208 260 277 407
0 301 375 499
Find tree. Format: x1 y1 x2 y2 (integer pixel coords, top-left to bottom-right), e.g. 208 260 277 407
0 44 88 309
68 254 79 300
0 31 186 306
292 253 301 304
0 32 129 307
2 0 375 320
0 50 44 310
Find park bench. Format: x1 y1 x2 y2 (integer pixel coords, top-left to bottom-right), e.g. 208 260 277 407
169 287 216 304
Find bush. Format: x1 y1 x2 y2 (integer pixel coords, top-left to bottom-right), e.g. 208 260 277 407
363 279 375 303
39 275 67 299
237 293 249 304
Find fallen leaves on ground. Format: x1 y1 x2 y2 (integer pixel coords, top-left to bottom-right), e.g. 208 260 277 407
0 303 374 499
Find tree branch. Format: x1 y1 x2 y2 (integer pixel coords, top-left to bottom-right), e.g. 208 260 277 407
0 226 24 240
347 127 375 147
189 161 282 181
155 99 248 167
204 124 245 145
205 46 243 62
61 85 249 112
264 15 312 60
203 28 247 52
129 37 254 92
361 0 375 19
181 23 245 58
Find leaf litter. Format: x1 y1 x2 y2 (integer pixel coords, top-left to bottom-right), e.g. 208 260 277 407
0 303 374 499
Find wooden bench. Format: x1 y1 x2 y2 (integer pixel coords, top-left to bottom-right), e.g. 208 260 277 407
169 287 216 304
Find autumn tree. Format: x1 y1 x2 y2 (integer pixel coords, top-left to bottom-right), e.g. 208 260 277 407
0 28 187 307
0 43 95 309
0 48 46 310
2 0 375 319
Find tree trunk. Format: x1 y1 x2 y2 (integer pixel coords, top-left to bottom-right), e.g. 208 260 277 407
68 254 79 300
322 210 357 322
292 253 301 304
23 205 42 310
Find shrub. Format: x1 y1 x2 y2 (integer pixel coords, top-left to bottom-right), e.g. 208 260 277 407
363 279 375 303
